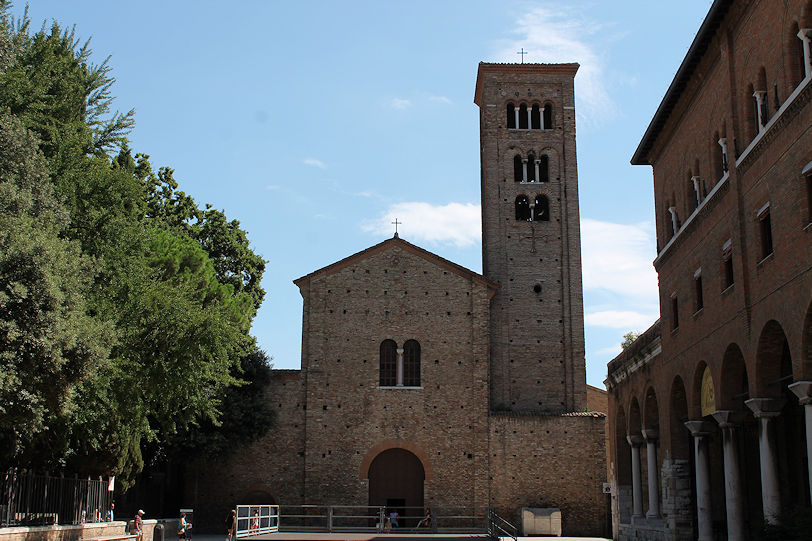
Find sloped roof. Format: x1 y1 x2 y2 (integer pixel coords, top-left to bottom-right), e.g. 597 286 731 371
293 235 500 294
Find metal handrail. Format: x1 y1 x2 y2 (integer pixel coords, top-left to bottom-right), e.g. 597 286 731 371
487 508 518 541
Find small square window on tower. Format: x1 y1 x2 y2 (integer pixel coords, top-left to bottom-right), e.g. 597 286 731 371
721 239 734 291
757 203 773 261
693 268 703 313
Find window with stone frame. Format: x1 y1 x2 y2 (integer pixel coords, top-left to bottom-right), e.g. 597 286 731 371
403 340 421 387
507 103 516 129
694 268 704 313
757 203 773 260
531 103 541 129
543 103 553 129
670 293 679 331
721 239 734 290
379 339 397 386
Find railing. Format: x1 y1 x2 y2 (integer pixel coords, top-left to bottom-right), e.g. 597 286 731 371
487 508 518 541
235 505 279 538
1 468 113 527
240 504 490 533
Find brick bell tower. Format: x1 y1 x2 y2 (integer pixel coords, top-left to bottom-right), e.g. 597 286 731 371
474 63 586 413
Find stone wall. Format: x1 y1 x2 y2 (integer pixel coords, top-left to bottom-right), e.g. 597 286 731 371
488 412 607 537
0 521 143 541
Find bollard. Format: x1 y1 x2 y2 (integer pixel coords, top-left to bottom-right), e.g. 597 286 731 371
154 523 165 541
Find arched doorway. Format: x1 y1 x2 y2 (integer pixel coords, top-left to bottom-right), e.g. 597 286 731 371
368 448 425 526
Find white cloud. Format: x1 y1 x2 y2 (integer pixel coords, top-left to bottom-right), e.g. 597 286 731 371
585 310 657 329
429 95 452 104
303 158 326 169
490 5 615 127
580 219 658 300
265 184 281 190
362 201 481 248
390 98 412 110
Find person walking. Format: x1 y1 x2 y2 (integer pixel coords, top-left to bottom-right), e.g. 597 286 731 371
134 510 145 541
225 509 236 541
178 512 191 541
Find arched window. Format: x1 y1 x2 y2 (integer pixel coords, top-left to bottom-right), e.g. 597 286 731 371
712 131 724 181
789 23 805 89
403 340 420 387
507 103 516 129
518 103 529 129
543 103 553 129
379 340 397 387
539 155 549 182
527 153 536 182
745 83 758 141
686 170 698 215
531 103 541 129
513 155 523 182
515 195 531 221
533 195 549 221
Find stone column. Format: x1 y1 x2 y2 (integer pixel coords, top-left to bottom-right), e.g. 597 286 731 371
521 159 528 183
685 420 713 541
799 28 812 79
642 429 660 518
712 410 745 541
753 90 767 131
627 434 644 518
514 107 520 129
789 381 812 503
395 348 404 386
534 160 540 183
745 398 785 524
526 107 532 129
691 176 702 207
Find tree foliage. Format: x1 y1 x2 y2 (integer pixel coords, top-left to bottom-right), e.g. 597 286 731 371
621 331 641 349
0 3 274 485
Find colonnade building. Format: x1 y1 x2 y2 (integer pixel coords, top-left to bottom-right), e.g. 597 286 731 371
606 0 812 540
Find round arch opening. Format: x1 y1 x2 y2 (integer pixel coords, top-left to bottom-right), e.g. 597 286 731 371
368 448 425 526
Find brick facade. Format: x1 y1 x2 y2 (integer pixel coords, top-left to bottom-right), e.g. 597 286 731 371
190 63 606 538
608 1 812 539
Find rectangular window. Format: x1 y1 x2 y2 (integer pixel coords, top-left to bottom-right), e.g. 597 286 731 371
671 293 679 331
694 268 704 312
806 174 812 224
721 239 734 290
757 203 773 260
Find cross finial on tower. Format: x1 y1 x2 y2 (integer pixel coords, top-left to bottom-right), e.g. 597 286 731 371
391 218 402 238
517 48 528 64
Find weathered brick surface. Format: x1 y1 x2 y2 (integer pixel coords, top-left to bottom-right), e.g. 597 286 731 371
488 413 607 537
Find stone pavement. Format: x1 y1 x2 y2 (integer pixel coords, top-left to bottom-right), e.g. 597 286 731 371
187 534 609 541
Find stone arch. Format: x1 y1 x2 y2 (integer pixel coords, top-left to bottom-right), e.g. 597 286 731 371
719 343 749 410
643 386 660 432
692 361 716 418
359 439 433 481
539 146 560 181
367 448 425 523
616 404 631 484
669 376 690 460
755 319 792 397
629 396 642 436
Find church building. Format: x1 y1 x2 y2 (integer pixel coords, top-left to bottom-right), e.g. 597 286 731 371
192 62 607 537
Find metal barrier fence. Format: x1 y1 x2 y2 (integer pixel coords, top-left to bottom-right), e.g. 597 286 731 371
235 505 279 538
250 505 490 533
1 468 113 527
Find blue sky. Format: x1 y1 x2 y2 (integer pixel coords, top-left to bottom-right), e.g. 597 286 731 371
12 1 714 387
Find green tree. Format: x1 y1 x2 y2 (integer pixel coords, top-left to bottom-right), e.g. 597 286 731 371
0 109 112 468
621 331 641 349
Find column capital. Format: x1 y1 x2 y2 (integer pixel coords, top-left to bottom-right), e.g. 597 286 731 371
711 409 746 428
626 434 644 447
642 428 658 442
521 158 528 163
684 419 712 437
745 397 785 418
396 348 404 354
753 89 767 100
798 28 812 40
789 381 812 405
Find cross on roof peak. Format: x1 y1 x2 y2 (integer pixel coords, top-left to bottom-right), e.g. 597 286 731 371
517 48 528 63
391 218 402 238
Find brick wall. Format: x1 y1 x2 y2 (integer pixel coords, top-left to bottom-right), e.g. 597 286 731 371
488 412 607 537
